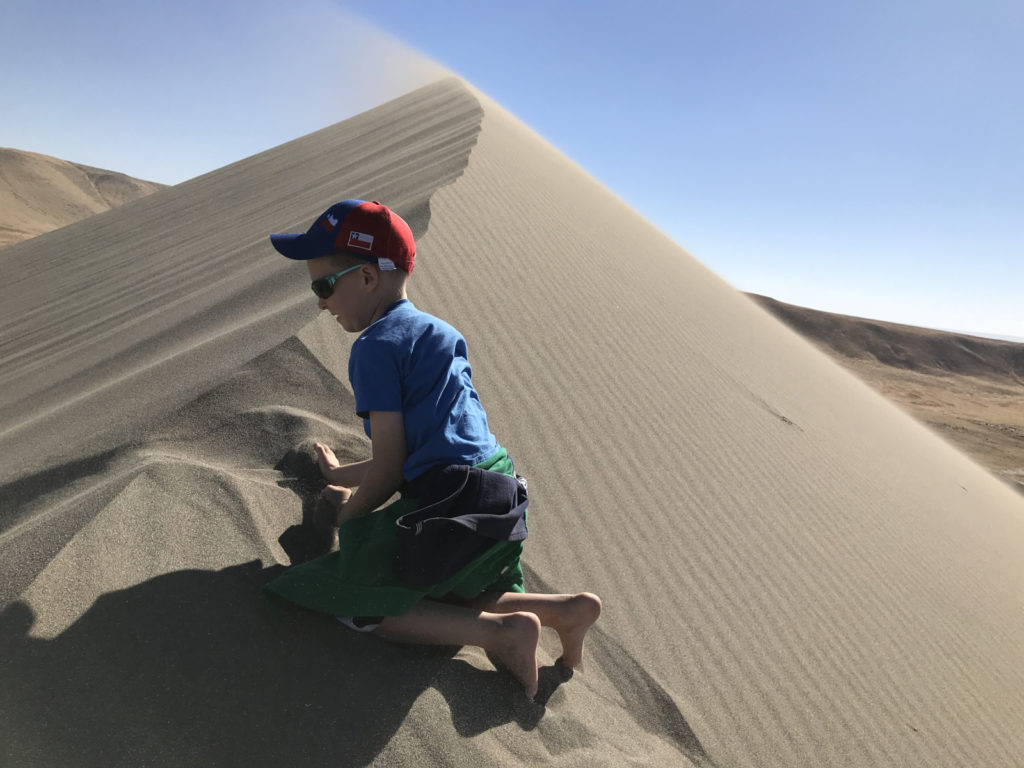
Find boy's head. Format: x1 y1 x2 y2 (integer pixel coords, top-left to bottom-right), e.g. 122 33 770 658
270 199 415 274
271 200 415 332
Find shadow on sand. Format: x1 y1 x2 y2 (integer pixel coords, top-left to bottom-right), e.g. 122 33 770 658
0 557 572 767
1 437 709 766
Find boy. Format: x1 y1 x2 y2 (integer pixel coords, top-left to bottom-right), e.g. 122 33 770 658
265 200 600 700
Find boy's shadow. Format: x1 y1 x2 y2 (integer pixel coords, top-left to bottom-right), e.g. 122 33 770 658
1 558 566 768
0 446 572 766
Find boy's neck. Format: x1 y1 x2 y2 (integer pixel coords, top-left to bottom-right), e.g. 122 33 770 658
368 284 408 325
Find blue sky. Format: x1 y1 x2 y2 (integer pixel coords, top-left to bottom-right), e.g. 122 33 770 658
2 0 1021 338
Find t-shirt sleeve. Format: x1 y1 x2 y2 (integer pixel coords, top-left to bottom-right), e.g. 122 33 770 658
349 336 404 417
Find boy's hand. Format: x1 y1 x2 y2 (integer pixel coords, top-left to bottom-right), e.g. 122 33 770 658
315 442 373 487
309 485 351 552
321 484 353 511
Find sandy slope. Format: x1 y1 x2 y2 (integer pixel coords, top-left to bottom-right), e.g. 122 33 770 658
2 78 1023 768
0 148 166 249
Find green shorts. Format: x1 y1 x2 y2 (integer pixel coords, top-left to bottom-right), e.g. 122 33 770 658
264 448 525 617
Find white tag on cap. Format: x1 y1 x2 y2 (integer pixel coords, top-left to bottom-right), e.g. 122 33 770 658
378 257 396 270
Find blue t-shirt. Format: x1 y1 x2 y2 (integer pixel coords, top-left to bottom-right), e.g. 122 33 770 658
349 299 499 481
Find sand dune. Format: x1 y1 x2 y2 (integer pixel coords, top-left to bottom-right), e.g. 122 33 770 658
3 78 1024 768
0 148 166 249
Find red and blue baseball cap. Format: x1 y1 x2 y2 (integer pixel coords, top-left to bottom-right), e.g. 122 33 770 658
270 199 416 273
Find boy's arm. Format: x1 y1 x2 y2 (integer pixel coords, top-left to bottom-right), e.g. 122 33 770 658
324 458 373 487
337 411 407 523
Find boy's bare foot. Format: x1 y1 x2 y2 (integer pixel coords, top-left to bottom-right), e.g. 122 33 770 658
314 442 341 478
552 593 602 668
487 612 541 700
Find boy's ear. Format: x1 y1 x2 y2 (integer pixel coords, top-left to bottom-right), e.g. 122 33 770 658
360 264 380 289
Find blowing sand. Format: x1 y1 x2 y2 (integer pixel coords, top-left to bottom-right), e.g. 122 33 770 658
2 78 1024 767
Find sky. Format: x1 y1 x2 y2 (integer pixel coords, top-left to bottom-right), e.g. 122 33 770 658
2 0 1021 339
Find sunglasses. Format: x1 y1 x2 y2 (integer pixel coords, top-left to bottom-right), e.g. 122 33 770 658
310 263 364 299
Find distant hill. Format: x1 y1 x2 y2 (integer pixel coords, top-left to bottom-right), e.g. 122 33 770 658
0 147 166 249
748 294 1024 382
750 292 1024 491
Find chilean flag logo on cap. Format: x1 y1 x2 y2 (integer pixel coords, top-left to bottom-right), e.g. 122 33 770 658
347 231 374 252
